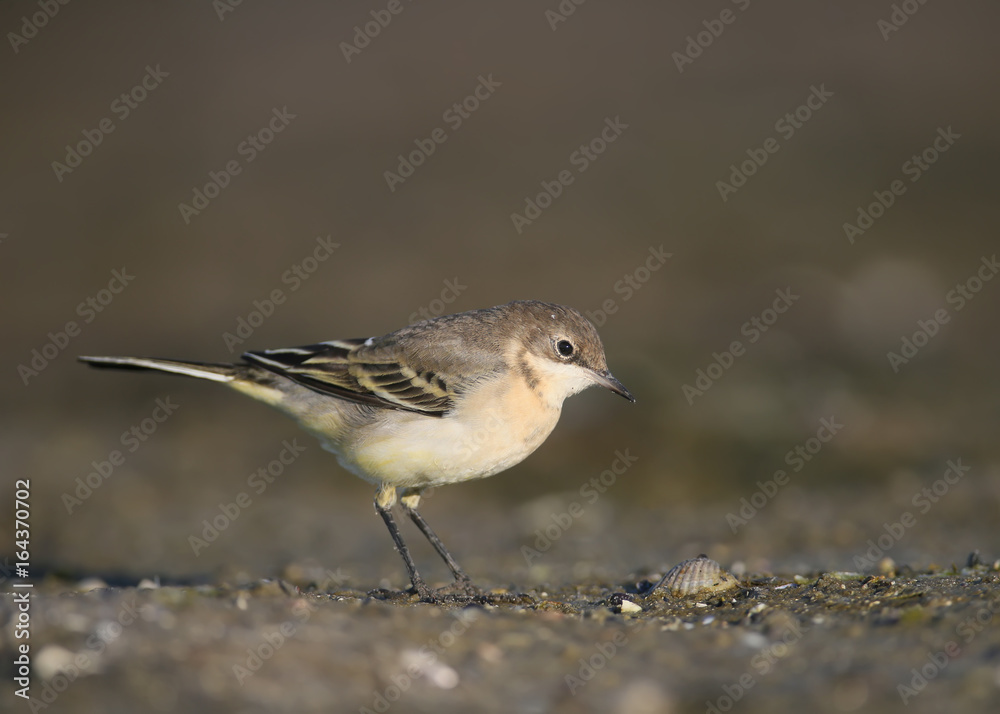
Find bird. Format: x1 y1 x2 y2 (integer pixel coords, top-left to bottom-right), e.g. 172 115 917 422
79 300 634 601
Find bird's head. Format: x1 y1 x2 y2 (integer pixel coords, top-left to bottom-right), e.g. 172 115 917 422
504 301 635 407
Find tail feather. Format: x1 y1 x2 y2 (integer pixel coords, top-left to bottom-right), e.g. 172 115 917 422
78 356 239 383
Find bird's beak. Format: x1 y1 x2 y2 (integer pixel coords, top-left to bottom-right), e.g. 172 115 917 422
590 369 635 403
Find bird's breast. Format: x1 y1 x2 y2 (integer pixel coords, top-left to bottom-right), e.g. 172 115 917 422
344 374 562 488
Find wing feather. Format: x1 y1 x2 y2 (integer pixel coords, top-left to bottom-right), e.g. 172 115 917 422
243 338 454 416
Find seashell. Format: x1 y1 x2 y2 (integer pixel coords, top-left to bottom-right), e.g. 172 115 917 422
653 555 739 597
619 598 643 614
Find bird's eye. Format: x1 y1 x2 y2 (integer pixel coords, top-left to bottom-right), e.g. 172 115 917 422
556 340 574 358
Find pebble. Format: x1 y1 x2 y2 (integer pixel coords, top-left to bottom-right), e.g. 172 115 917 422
619 599 643 614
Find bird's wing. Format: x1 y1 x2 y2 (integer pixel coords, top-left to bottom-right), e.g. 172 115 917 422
243 339 455 416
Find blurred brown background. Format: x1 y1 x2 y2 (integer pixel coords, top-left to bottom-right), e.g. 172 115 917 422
2 0 999 586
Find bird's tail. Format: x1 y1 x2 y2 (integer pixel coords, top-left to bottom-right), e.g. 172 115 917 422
78 355 243 383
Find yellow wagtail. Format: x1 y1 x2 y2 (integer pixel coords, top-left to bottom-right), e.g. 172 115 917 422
80 300 634 601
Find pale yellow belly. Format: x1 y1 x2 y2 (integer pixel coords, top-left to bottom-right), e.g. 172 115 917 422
337 379 562 489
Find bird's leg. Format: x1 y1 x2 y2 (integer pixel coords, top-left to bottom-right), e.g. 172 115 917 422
374 485 433 600
399 489 482 596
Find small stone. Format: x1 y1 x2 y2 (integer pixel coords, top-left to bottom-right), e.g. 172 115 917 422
741 631 769 649
76 577 108 593
619 599 642 614
614 679 675 714
35 646 79 680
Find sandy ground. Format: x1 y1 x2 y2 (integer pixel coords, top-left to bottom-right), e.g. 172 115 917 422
3 485 1000 714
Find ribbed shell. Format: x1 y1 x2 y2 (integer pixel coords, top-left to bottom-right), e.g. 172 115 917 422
654 555 738 597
